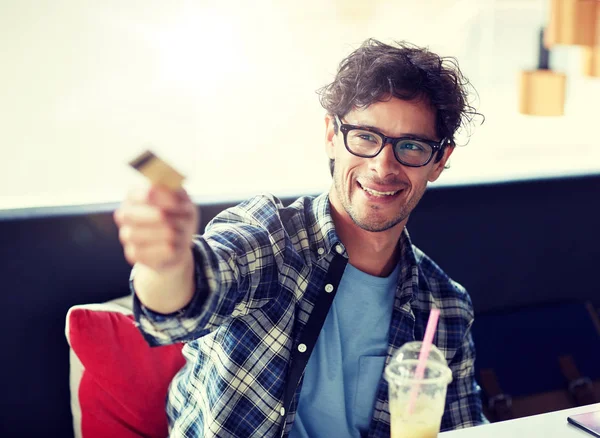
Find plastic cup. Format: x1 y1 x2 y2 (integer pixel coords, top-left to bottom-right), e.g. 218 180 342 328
384 341 453 438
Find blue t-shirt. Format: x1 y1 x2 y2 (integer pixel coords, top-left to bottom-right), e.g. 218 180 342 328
290 262 400 438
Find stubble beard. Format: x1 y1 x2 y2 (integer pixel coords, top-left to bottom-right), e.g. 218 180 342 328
333 168 426 233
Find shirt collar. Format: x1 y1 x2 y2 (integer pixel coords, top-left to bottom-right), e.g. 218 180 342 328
309 193 345 260
396 228 420 299
308 193 419 284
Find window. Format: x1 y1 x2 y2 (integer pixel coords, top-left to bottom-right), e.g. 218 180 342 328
1 0 598 210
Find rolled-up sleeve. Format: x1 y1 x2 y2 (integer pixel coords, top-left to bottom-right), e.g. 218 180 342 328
132 196 282 346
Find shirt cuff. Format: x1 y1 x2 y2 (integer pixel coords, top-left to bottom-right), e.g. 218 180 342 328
131 242 216 346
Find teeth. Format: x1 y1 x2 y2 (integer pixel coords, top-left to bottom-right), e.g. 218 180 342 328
361 185 399 197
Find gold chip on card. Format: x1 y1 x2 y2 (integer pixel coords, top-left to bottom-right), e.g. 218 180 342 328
128 150 185 191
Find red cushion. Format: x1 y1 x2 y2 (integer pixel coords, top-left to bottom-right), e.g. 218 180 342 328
69 309 185 438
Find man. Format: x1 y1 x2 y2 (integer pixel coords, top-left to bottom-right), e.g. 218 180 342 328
114 39 486 437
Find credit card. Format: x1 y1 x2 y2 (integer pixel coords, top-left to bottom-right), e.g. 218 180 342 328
128 150 185 190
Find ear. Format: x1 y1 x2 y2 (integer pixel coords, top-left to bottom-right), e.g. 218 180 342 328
427 145 454 182
324 114 336 160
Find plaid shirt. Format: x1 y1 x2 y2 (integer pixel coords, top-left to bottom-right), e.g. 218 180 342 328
133 193 486 437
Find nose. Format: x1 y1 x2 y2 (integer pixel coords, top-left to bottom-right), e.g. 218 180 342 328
369 142 401 177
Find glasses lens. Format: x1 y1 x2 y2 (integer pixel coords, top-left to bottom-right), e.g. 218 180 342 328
394 140 433 166
346 129 383 156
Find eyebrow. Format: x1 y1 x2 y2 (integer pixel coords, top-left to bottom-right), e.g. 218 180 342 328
351 121 437 142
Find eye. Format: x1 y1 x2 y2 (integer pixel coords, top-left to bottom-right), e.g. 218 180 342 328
356 133 379 143
398 141 425 152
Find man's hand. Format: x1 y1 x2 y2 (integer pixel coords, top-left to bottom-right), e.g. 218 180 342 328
114 185 199 272
113 185 200 314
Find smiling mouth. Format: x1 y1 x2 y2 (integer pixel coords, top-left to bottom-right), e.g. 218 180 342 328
357 181 402 197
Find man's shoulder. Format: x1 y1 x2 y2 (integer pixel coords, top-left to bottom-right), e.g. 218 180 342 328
233 193 319 223
412 244 474 317
206 193 320 235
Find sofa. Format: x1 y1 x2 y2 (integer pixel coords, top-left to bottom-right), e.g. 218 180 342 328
1 174 599 437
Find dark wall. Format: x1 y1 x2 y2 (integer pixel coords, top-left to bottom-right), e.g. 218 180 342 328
409 175 600 313
1 174 599 437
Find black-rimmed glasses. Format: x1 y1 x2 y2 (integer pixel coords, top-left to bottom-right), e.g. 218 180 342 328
334 115 448 168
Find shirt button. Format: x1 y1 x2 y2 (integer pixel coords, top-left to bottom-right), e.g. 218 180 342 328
335 244 343 254
298 343 307 353
280 407 286 416
324 284 334 293
317 247 325 255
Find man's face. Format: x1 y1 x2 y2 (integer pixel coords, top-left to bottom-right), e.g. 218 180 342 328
325 97 453 233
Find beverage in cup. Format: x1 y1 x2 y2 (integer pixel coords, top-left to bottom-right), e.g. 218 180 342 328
384 341 452 438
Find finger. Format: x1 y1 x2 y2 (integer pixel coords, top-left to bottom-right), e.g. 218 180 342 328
148 186 187 212
125 185 153 205
124 244 138 265
119 224 182 246
164 204 198 226
174 188 192 203
117 204 165 225
124 243 181 269
113 208 124 226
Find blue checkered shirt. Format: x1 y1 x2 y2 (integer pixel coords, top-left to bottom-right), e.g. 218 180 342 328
133 193 486 437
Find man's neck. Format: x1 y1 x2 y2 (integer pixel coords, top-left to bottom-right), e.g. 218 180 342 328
329 199 406 278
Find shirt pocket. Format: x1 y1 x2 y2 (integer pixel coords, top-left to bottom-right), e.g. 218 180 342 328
354 355 387 428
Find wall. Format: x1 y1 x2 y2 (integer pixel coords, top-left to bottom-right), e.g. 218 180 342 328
1 0 599 211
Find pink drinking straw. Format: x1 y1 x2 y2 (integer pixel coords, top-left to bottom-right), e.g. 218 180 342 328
406 308 440 415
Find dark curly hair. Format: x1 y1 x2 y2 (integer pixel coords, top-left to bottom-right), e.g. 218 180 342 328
317 39 483 175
